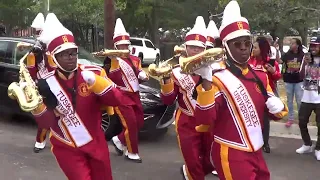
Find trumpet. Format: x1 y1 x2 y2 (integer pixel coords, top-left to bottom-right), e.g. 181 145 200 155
7 51 43 112
148 54 180 77
180 48 225 74
92 49 130 58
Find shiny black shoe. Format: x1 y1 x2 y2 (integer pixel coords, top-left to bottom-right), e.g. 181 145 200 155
33 147 44 153
263 144 271 153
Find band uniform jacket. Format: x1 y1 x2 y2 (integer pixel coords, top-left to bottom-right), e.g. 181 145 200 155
108 55 147 93
195 65 288 152
31 65 135 151
160 65 200 116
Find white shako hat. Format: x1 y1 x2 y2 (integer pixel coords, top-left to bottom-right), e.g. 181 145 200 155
185 16 207 48
206 20 220 47
31 13 45 31
38 13 78 72
219 0 251 63
219 0 250 44
113 18 130 46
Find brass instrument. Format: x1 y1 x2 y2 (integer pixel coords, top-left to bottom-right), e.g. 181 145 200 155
180 48 225 74
7 51 43 112
174 45 185 55
148 45 183 77
92 49 130 58
148 54 180 77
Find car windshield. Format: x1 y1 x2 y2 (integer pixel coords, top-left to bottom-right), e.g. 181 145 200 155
78 46 103 66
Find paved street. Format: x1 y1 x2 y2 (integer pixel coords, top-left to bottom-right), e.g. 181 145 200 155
0 113 319 180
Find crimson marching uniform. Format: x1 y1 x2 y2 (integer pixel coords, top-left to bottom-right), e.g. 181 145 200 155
29 12 53 152
108 18 148 162
194 2 288 180
27 52 56 152
31 13 135 180
160 16 213 180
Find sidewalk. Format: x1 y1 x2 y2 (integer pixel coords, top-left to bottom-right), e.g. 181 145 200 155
270 121 318 141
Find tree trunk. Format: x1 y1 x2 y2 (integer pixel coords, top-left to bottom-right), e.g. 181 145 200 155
150 2 160 47
104 0 115 49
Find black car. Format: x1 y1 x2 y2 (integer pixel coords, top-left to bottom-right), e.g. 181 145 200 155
0 37 175 140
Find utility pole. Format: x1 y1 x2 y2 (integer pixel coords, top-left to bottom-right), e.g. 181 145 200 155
43 0 50 16
104 0 115 49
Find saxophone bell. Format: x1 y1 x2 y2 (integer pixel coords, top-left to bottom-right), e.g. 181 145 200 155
179 48 225 74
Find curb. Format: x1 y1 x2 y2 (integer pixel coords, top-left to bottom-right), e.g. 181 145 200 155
270 121 317 141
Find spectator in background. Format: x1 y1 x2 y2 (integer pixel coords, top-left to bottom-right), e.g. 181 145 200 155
296 36 320 160
0 25 5 36
281 38 304 127
249 36 282 153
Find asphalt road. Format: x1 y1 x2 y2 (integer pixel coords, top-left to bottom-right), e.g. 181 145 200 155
0 113 319 180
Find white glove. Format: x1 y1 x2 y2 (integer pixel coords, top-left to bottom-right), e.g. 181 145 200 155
81 70 96 86
194 66 212 82
265 96 284 114
138 71 148 80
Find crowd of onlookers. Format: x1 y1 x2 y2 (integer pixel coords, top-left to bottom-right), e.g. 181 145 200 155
249 35 320 161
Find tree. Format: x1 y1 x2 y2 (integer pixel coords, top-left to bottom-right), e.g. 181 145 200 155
0 0 37 34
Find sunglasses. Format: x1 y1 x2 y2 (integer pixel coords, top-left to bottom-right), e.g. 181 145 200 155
59 52 79 59
232 40 252 48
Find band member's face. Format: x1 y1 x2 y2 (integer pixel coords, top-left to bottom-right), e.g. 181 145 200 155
186 45 205 56
252 42 260 57
227 36 252 64
55 48 78 71
310 44 320 56
290 39 298 51
116 44 129 50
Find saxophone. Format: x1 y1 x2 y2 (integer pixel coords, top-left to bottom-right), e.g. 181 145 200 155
7 51 43 112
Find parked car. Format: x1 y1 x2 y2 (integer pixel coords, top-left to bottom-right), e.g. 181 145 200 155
0 37 175 140
129 37 160 65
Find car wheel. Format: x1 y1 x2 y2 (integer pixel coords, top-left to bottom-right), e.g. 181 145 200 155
101 112 123 141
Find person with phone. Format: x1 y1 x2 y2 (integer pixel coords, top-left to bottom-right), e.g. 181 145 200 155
248 36 282 154
281 38 304 128
296 36 320 160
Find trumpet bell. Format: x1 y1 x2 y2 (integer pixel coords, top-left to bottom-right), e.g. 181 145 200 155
180 48 225 74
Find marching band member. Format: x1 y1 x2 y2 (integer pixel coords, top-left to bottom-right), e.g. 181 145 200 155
108 18 148 163
206 20 220 49
28 12 56 153
205 19 220 177
193 1 288 179
206 19 224 72
31 13 135 180
160 16 213 180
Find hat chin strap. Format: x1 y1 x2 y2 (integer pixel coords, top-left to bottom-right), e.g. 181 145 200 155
224 42 250 65
52 55 78 73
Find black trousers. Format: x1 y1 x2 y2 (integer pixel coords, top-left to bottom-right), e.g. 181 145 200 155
298 102 320 150
263 114 270 145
